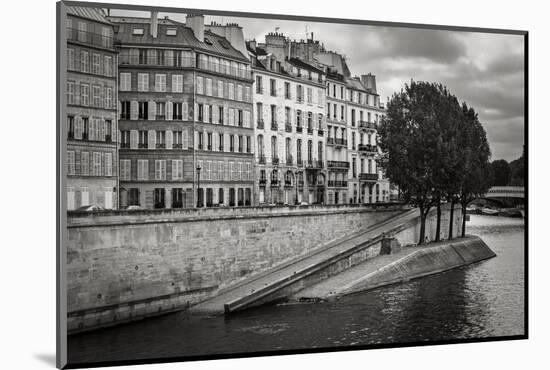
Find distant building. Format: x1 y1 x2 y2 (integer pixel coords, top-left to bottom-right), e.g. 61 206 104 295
65 7 119 210
110 13 255 209
247 33 327 205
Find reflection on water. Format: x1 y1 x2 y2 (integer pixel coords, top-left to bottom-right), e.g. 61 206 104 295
68 215 525 363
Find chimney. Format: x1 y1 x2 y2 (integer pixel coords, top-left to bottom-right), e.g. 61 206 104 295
187 14 205 42
150 11 158 38
247 39 256 51
361 73 377 94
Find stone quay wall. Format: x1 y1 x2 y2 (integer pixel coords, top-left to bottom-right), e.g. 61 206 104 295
66 203 414 332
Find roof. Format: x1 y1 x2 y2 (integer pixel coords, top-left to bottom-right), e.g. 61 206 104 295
67 6 111 25
288 57 324 75
108 17 249 62
246 44 267 56
345 77 367 92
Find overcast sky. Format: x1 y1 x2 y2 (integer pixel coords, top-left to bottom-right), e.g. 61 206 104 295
111 9 525 162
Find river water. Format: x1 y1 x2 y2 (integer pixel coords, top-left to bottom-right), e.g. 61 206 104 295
68 215 525 364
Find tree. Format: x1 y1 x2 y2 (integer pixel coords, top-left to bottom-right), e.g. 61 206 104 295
509 155 525 186
457 104 492 237
490 159 511 186
379 81 460 245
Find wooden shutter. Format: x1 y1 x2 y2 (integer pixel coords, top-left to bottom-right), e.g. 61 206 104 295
204 104 210 123
149 101 155 120
130 101 138 120
182 129 188 150
166 101 173 121
212 132 218 152
224 133 230 152
111 121 117 142
182 102 188 121
194 103 198 121
172 160 178 180
100 118 106 141
148 129 156 149
166 130 173 149
117 100 121 118
130 130 138 149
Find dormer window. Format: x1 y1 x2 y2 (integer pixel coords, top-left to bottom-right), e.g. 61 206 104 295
204 37 213 45
166 28 177 36
132 28 144 35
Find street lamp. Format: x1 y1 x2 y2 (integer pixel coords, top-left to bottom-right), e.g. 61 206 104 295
196 163 202 207
294 170 300 205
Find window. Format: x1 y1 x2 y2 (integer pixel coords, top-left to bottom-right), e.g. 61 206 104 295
67 151 75 175
138 73 149 91
104 56 112 76
172 74 183 93
93 152 102 176
120 72 131 91
206 78 213 96
246 136 251 153
155 160 167 180
285 82 291 99
92 53 100 74
307 87 312 103
138 101 148 120
307 140 313 162
121 101 130 120
132 28 144 35
138 130 148 148
67 116 75 139
81 152 89 175
228 83 234 100
296 110 302 127
154 188 165 209
156 49 165 66
80 83 89 106
67 81 75 105
67 48 74 70
238 135 243 153
155 74 166 92
270 79 276 96
120 160 131 180
82 117 89 140
196 76 204 94
230 134 235 152
80 51 89 72
92 85 100 107
105 88 113 109
156 131 166 148
318 142 323 162
238 109 243 127
138 49 148 64
207 132 213 150
218 106 224 124
156 102 166 120
218 80 224 98
77 21 87 42
105 120 113 142
173 102 182 120
256 76 263 93
120 130 130 148
296 85 303 102
173 131 183 149
198 132 204 150
237 84 243 101
197 104 204 122
219 133 224 151
137 159 148 180
172 160 183 180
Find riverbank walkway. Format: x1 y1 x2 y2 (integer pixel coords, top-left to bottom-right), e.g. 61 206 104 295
189 207 422 314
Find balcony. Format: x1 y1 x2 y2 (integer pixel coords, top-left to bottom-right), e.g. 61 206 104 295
138 143 147 149
272 156 280 166
297 158 303 167
327 160 350 169
259 178 267 186
270 179 279 187
285 123 292 133
270 89 277 97
284 180 293 187
271 122 278 131
156 143 166 149
156 114 166 120
285 93 292 100
297 96 304 104
173 114 182 120
359 173 378 182
259 155 266 164
307 126 313 134
67 27 114 49
121 142 130 149
358 144 377 153
257 119 264 129
120 113 130 120
358 120 377 131
306 159 323 169
327 180 348 188
286 155 293 166
318 129 324 136
327 137 334 145
256 87 264 94
173 143 183 149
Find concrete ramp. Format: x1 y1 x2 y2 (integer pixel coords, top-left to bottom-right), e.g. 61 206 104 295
294 236 495 300
189 207 422 314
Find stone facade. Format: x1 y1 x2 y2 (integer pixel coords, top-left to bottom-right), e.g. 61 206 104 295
110 14 255 209
65 7 118 210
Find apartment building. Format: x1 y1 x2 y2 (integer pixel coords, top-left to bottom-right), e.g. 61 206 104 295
110 13 254 209
65 7 118 210
247 33 327 205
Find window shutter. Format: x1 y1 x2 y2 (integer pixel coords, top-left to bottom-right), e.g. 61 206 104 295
166 130 173 149
130 130 138 149
213 132 218 152
166 101 173 121
182 129 188 150
194 103 198 121
148 129 156 149
182 102 188 121
130 101 138 120
75 116 82 139
149 101 156 120
111 121 117 143
224 133 230 152
172 160 177 180
100 118 106 141
212 105 218 124
117 100 121 118
89 119 96 141
204 104 210 123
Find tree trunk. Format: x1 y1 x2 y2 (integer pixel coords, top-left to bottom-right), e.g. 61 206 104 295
448 198 455 240
435 200 441 242
461 203 467 237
